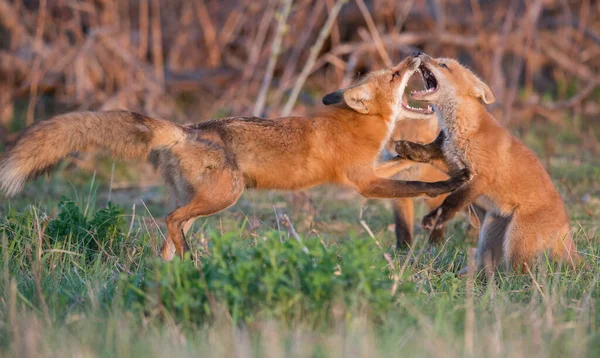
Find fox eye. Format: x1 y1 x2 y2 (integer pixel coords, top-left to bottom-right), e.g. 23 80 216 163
392 71 400 80
439 63 448 69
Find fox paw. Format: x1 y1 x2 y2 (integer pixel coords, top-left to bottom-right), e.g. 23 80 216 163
422 208 445 231
394 141 427 162
450 168 472 187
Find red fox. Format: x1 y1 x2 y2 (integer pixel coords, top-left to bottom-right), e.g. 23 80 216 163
325 76 485 249
382 118 487 248
0 56 469 260
391 52 579 272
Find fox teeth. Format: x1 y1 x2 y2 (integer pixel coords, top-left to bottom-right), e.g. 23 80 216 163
411 88 435 95
405 104 426 111
403 103 433 112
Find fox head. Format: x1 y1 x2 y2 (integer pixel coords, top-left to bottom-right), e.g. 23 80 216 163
407 53 496 110
322 56 424 122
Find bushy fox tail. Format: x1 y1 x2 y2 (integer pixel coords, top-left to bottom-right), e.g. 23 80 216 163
0 110 186 196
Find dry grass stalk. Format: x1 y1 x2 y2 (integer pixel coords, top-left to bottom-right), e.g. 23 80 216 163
281 0 347 116
194 0 220 68
355 0 391 67
253 0 293 117
151 0 164 86
464 248 476 357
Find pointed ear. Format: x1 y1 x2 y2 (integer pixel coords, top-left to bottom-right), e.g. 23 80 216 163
322 90 345 105
472 76 496 104
343 83 373 114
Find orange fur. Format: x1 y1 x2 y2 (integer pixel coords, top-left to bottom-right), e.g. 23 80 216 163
0 57 469 260
383 117 486 247
392 53 579 272
384 118 449 247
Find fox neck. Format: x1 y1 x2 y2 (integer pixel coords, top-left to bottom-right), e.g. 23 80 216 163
326 106 395 147
369 109 396 143
433 94 479 140
357 109 398 159
380 105 403 149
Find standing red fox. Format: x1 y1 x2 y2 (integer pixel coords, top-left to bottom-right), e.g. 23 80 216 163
382 117 486 248
0 56 469 260
325 78 485 248
391 52 579 272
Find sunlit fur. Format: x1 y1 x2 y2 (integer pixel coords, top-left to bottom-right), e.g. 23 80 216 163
382 116 487 248
399 54 579 272
0 57 469 261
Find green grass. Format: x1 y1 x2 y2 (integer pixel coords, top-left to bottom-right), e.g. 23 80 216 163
1 123 599 357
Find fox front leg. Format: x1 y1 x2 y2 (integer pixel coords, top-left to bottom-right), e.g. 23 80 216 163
394 131 460 174
372 156 414 178
422 178 482 230
353 168 472 199
394 130 445 163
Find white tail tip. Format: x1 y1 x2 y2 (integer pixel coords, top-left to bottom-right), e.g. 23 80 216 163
0 160 26 197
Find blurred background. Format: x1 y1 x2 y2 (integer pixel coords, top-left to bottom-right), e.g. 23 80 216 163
0 0 598 187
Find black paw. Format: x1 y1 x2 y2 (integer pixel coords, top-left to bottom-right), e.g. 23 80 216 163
394 141 424 162
450 168 472 188
422 208 444 231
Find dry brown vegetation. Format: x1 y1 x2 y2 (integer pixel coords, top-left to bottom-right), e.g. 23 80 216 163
0 0 599 139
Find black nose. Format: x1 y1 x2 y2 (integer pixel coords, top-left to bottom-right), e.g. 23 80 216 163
411 51 422 57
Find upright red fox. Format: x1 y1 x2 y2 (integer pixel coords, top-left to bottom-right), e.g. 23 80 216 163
391 52 579 272
322 71 449 247
325 79 485 248
0 57 469 261
382 118 487 248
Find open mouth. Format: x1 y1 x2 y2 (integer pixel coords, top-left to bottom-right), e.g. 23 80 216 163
410 63 438 99
401 63 437 114
401 93 433 114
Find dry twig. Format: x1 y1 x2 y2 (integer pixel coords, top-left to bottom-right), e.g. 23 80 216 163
281 0 347 116
253 0 293 117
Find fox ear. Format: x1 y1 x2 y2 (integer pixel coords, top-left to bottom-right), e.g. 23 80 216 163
343 83 373 114
472 76 496 104
322 90 345 105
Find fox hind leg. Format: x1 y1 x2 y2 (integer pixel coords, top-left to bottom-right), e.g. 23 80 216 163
505 214 578 272
393 198 414 248
465 203 486 243
160 142 244 261
552 227 580 269
424 194 447 244
161 173 243 260
469 213 511 274
502 214 542 273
